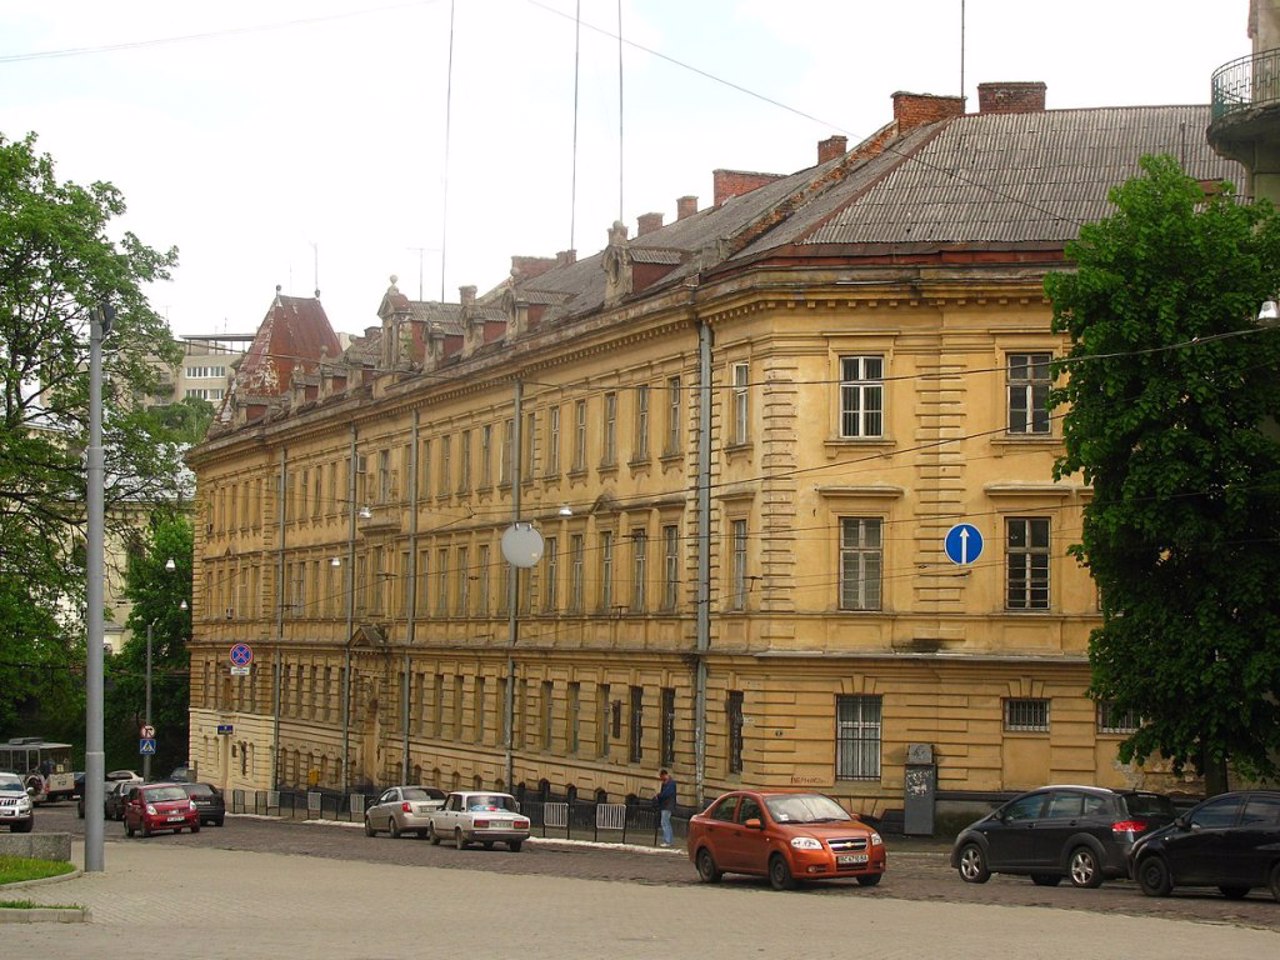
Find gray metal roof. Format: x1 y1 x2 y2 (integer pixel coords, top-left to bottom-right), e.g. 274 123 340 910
777 106 1244 248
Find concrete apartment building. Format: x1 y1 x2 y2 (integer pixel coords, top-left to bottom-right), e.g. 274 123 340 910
185 81 1240 819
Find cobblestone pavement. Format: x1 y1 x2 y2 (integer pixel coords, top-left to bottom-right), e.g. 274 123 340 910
5 802 1276 960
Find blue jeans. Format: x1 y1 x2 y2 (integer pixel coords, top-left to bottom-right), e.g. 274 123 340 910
660 808 673 845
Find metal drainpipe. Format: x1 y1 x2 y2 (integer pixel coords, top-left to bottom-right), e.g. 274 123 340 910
272 447 286 789
695 319 712 808
403 411 420 783
342 424 358 793
504 379 523 791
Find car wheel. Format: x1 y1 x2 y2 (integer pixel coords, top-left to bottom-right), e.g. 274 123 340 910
856 873 882 887
126 821 136 838
1219 886 1250 900
216 818 225 827
482 841 494 850
957 842 990 883
1068 846 1103 889
695 848 722 883
389 818 401 839
1269 862 1280 903
191 822 201 834
768 853 797 891
1136 855 1173 897
11 820 33 834
364 817 376 837
508 840 523 852
141 820 152 838
1031 874 1062 887
428 823 441 846
455 827 468 850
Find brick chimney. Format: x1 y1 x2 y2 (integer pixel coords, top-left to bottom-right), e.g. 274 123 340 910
556 249 577 266
637 212 664 236
978 81 1047 115
713 169 785 206
892 91 965 132
510 255 557 283
677 195 698 220
459 285 476 308
818 135 848 164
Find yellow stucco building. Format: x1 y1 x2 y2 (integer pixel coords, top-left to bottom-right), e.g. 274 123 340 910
186 84 1239 820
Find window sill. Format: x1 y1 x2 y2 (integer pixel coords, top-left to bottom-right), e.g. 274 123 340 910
823 437 894 458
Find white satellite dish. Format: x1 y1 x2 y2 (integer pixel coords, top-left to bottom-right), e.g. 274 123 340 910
501 522 544 568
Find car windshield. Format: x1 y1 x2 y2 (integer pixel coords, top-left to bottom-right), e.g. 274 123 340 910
403 788 440 801
467 795 517 812
184 784 214 797
0 774 23 791
764 794 853 824
146 786 188 802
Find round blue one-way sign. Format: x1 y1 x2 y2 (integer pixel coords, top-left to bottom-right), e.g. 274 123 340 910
944 523 984 565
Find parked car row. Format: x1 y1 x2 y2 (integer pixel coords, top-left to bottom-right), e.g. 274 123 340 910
950 785 1280 903
75 775 226 831
363 786 531 851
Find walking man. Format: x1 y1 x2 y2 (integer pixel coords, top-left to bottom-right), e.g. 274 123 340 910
654 768 677 847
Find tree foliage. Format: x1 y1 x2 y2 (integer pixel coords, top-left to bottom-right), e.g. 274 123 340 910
105 513 193 773
1047 154 1280 786
0 132 183 727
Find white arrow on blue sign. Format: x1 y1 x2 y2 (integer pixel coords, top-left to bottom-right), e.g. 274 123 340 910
944 523 984 565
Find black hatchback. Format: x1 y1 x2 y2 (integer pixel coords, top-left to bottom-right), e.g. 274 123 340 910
951 785 1177 888
180 781 226 827
1130 789 1280 902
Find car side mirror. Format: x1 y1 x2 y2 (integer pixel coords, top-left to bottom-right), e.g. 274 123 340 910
744 817 763 830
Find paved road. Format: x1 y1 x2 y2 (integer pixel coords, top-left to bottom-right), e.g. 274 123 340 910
4 803 1276 959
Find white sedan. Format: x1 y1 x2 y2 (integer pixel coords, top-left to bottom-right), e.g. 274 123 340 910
427 791 530 851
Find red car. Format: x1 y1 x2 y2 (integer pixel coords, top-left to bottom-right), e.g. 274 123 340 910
688 790 886 890
123 782 201 837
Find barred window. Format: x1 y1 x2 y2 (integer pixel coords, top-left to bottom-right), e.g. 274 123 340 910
727 691 744 774
1005 698 1050 732
836 695 882 780
629 685 643 762
660 687 676 767
1096 701 1139 734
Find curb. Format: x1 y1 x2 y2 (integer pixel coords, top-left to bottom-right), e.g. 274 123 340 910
0 864 89 923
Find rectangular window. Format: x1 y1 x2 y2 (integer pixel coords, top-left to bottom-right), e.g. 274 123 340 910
1005 697 1050 732
416 549 429 617
399 550 410 616
597 683 611 758
419 438 431 499
1007 352 1052 435
731 361 750 444
602 392 617 466
1007 517 1050 610
567 681 580 755
474 676 486 743
546 406 561 477
1097 701 1139 734
523 412 536 478
541 680 554 751
599 530 615 612
573 400 587 471
501 419 514 485
839 355 884 438
634 384 650 460
499 677 510 747
839 517 883 611
543 536 559 612
378 449 391 503
730 519 748 611
727 691 744 774
436 548 449 616
456 545 470 616
480 425 492 488
476 544 491 616
569 534 585 612
836 695 882 780
433 674 445 737
665 376 682 454
452 676 464 741
629 685 644 762
660 687 676 767
662 524 680 611
631 529 648 613
439 435 452 496
459 430 472 492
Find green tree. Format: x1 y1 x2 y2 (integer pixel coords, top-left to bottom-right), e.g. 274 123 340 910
1047 154 1280 792
105 513 193 773
0 132 182 727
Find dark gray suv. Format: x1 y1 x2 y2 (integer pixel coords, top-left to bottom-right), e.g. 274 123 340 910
951 785 1177 888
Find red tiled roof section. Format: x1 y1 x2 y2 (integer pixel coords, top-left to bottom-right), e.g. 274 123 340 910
236 293 341 397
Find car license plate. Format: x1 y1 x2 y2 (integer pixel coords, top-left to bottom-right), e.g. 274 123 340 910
167 815 186 822
837 854 869 866
491 820 510 829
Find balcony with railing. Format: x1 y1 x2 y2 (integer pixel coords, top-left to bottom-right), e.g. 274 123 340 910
1208 48 1280 175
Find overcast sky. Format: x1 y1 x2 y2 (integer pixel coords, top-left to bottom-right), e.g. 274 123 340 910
1 1 1253 339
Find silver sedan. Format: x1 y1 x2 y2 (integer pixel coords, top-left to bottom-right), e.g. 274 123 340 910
364 785 447 839
427 791 530 851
